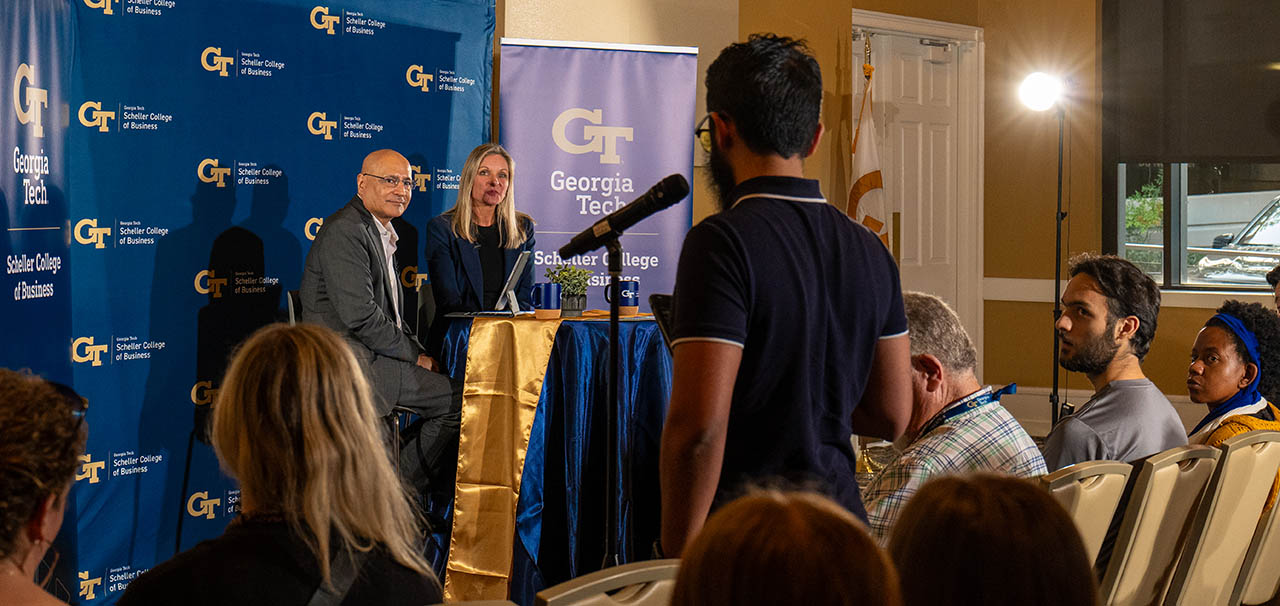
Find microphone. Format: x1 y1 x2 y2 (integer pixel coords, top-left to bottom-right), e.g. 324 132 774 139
558 174 690 259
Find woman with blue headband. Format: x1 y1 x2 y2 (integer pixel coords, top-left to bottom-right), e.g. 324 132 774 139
1187 300 1280 507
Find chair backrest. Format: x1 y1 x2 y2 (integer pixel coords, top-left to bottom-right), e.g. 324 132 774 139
1233 492 1280 605
418 281 436 336
1165 431 1280 606
287 289 301 325
1099 444 1221 606
535 560 680 606
1041 460 1134 563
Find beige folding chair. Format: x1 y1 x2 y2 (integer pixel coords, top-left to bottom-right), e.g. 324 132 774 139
1165 431 1280 605
1099 444 1220 606
535 559 680 606
1041 460 1133 563
1233 491 1280 605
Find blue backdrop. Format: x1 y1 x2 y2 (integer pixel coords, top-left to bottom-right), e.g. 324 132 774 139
5 1 494 603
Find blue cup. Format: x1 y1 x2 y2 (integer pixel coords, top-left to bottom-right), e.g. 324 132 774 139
532 282 561 318
605 280 640 315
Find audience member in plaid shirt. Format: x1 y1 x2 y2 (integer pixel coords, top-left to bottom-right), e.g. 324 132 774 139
862 292 1046 542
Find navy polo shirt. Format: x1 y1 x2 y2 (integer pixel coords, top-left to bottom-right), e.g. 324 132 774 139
671 176 907 520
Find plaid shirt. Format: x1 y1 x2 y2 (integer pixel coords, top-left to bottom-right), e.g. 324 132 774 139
862 389 1046 542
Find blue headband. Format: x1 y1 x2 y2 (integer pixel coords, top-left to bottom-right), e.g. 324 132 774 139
1190 312 1264 437
1213 312 1261 369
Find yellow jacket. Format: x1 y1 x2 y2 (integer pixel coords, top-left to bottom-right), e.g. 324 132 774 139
1205 402 1280 512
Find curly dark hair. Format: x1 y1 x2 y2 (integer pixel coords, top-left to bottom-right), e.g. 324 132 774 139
1068 253 1162 361
1205 300 1280 404
0 369 84 558
705 33 822 158
1267 264 1280 288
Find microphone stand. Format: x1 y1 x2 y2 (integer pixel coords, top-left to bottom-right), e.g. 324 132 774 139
602 238 631 567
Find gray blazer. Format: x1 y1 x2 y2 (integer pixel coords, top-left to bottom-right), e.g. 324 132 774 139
300 196 421 412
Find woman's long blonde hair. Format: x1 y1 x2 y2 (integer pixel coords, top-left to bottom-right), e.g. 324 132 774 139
449 142 530 248
212 323 435 588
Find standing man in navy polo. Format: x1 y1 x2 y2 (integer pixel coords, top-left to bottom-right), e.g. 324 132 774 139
659 34 913 556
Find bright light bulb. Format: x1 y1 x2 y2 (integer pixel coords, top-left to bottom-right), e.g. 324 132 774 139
1019 72 1064 111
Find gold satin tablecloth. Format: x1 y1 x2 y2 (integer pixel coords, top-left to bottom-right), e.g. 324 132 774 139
443 316 562 601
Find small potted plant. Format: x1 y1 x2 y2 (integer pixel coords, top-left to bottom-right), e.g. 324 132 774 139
545 264 592 317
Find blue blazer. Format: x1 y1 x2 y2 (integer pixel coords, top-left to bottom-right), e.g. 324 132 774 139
424 212 536 350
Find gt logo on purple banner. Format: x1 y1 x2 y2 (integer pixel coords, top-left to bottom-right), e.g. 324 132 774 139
552 108 633 165
13 64 48 138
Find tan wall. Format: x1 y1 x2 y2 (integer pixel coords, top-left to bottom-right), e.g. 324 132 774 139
738 0 858 208
498 0 739 224
501 0 1217 398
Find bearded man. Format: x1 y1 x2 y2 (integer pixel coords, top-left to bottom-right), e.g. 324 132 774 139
1041 253 1186 470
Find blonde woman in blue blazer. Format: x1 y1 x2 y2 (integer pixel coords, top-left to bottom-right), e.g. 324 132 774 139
425 143 535 355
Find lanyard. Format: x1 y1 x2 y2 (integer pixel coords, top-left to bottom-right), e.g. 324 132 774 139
918 383 1017 437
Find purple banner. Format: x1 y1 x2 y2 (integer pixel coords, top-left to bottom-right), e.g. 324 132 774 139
499 41 696 312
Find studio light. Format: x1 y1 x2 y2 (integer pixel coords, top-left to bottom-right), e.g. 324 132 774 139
1019 72 1064 112
1019 70 1069 424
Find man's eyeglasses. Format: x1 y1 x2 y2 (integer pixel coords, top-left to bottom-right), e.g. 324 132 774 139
694 114 713 153
361 172 414 189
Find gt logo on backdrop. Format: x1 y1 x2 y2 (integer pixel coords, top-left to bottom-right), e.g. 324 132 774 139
307 111 336 140
410 165 430 192
197 158 230 187
552 108 633 165
78 571 103 600
13 63 48 138
405 65 433 92
83 0 118 15
191 381 218 406
78 101 115 132
187 491 220 519
304 217 323 240
310 6 339 34
77 454 105 484
72 337 108 367
200 47 234 77
194 270 227 298
400 266 426 289
75 219 112 249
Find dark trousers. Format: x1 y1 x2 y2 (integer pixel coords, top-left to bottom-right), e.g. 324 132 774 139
377 359 463 497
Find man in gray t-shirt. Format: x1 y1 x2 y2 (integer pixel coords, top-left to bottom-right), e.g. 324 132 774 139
1042 255 1186 471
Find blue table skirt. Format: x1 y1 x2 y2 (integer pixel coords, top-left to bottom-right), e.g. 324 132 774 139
426 317 672 605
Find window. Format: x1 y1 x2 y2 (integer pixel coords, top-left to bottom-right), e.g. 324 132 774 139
1118 162 1280 289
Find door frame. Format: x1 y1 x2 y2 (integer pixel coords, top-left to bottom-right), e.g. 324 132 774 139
852 9 986 377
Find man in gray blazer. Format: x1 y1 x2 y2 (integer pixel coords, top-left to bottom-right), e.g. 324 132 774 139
300 149 460 496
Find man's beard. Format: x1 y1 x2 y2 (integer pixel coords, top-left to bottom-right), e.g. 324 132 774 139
707 141 737 211
1059 318 1121 376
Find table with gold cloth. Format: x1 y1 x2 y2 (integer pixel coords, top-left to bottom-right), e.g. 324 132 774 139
423 315 672 604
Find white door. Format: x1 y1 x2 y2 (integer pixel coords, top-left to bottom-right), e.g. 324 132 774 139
852 17 983 371
877 33 960 307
